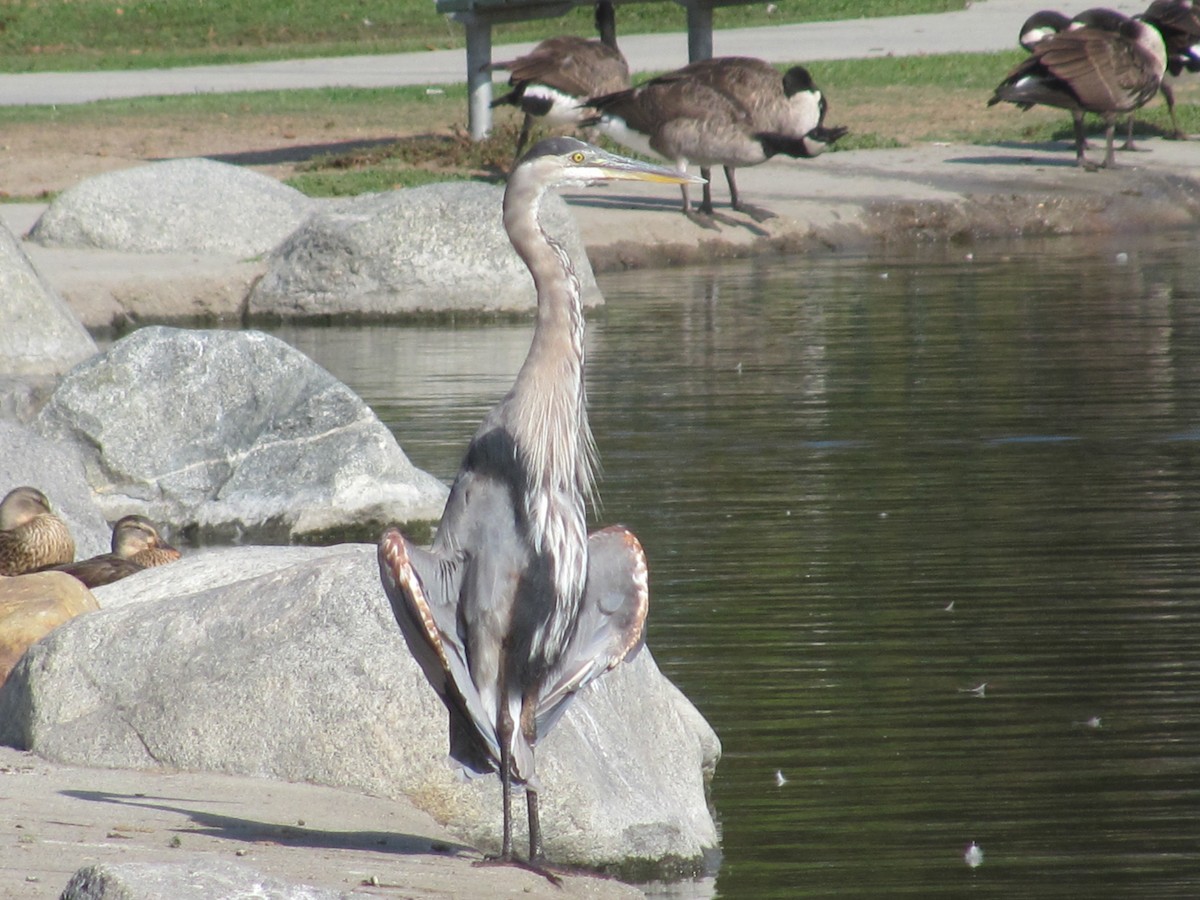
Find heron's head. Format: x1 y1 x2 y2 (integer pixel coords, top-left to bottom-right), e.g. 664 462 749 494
513 136 703 189
0 486 53 530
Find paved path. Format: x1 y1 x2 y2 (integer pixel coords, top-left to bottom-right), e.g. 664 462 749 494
0 0 1146 107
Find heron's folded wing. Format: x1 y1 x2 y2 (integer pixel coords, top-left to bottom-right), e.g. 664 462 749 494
378 528 500 773
535 524 649 736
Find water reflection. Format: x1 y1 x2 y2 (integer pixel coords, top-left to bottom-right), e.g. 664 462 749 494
269 231 1200 898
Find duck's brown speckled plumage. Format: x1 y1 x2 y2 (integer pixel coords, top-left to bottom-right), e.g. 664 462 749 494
47 514 181 589
0 486 75 576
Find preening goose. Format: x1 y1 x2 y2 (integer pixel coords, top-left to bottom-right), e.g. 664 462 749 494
989 9 1167 168
1019 10 1072 50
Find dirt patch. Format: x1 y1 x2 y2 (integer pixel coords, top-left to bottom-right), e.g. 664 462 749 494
0 115 411 199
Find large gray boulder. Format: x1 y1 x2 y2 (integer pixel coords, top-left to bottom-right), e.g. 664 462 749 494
0 544 721 874
0 420 110 559
246 181 604 319
33 327 448 543
61 860 370 900
27 158 315 256
0 219 95 378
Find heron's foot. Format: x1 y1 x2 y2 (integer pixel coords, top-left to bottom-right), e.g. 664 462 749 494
1118 141 1149 152
474 854 564 887
1165 131 1190 141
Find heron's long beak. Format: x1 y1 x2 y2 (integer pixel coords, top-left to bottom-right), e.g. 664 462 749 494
593 151 706 185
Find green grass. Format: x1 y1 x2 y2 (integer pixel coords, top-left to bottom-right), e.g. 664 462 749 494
809 51 1026 92
0 83 469 127
6 46 1196 201
0 0 967 72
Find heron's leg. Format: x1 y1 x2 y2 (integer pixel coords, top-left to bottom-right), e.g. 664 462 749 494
527 788 545 862
497 704 516 860
518 691 547 864
724 165 738 210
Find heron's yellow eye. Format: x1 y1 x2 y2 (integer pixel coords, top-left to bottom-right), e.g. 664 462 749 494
571 151 585 163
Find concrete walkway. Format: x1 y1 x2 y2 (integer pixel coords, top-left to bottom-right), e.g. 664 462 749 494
0 0 1146 107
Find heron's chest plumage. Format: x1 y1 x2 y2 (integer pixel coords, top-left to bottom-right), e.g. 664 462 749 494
499 267 594 658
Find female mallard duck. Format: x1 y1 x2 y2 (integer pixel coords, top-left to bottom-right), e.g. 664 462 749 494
0 486 76 576
47 515 181 589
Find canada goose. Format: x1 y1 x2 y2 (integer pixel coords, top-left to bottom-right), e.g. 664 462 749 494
1019 10 1071 51
1140 0 1200 138
0 486 75 576
584 57 847 219
989 9 1167 168
490 1 630 162
43 514 181 588
1017 8 1180 150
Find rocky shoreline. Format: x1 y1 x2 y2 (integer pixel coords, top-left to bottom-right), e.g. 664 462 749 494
4 135 1200 899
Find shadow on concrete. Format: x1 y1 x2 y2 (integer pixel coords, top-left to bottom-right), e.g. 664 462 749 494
60 788 474 859
151 138 402 168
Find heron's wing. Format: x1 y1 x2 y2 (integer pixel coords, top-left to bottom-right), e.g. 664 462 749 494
378 527 499 775
534 524 649 737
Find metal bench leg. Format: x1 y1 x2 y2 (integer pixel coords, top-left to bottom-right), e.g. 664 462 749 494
462 13 494 140
686 2 713 62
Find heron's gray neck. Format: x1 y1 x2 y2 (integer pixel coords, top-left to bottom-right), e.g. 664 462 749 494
502 177 598 625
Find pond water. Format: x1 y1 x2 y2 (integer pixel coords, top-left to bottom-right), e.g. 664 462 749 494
269 229 1200 898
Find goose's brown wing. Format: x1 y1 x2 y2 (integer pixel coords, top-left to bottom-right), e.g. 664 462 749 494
1038 29 1161 111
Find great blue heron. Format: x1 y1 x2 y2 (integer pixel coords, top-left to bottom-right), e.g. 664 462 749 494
42 514 181 588
378 137 700 875
490 1 631 163
583 56 846 220
989 9 1166 168
0 486 75 576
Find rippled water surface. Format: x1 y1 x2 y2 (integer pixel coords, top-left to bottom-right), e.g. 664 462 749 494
271 230 1200 898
